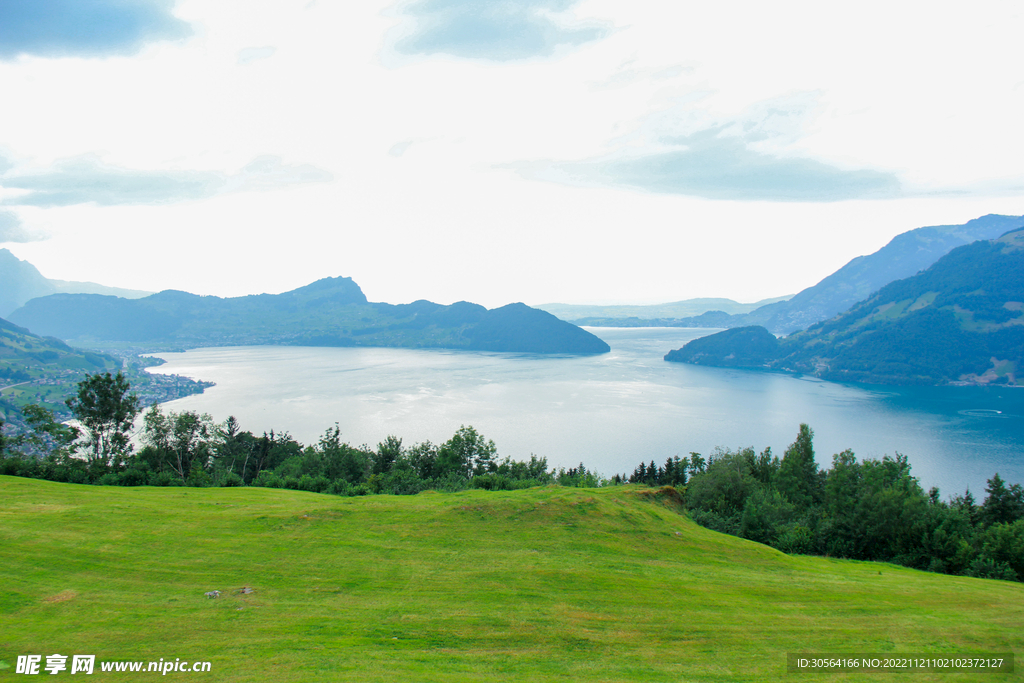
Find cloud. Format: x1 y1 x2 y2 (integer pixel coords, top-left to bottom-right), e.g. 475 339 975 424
0 0 192 59
223 156 334 192
517 92 903 202
388 140 414 157
0 210 44 243
596 129 902 202
237 46 276 65
393 0 607 61
0 154 333 208
1 155 222 207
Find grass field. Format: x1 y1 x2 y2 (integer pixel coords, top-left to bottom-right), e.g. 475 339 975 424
0 476 1021 681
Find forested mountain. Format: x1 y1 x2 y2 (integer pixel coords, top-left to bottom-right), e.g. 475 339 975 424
666 228 1024 385
0 248 151 317
9 277 611 354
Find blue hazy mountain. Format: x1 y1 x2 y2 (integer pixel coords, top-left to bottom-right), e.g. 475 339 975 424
0 248 152 318
9 277 610 355
583 214 1023 334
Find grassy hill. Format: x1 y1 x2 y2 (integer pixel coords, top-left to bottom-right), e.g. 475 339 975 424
1 477 1020 681
0 317 209 429
0 317 121 419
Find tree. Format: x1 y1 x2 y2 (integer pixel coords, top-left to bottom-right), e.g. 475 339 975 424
374 435 403 475
435 426 497 479
775 424 822 510
21 404 80 458
141 406 219 483
66 372 140 463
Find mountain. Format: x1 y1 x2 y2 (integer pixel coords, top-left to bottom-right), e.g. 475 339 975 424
655 214 1024 334
0 248 152 317
535 295 791 324
742 214 1024 334
8 277 611 355
666 228 1024 385
0 250 53 319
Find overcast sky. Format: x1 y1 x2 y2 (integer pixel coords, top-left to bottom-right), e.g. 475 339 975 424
1 0 1022 307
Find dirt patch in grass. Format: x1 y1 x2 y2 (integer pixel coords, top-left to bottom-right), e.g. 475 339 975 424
43 590 77 604
633 485 685 511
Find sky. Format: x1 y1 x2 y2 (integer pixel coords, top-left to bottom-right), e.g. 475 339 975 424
0 0 1022 308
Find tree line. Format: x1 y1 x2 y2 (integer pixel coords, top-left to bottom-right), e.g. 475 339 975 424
0 372 601 494
616 424 1024 583
2 373 1022 583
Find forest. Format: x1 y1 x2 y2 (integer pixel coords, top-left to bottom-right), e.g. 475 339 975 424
2 372 1022 584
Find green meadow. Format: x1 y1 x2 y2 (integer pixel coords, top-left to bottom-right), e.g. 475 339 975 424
1 476 1020 681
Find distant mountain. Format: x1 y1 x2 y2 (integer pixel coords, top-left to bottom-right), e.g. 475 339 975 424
666 228 1024 385
9 277 611 355
0 250 52 319
535 296 791 324
658 214 1024 335
0 248 152 317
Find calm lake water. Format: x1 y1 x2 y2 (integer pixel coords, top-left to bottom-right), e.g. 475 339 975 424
147 327 1024 497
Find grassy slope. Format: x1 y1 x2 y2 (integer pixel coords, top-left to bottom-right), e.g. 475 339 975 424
0 478 1020 682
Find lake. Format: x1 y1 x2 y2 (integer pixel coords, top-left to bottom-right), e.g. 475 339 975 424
147 327 1024 497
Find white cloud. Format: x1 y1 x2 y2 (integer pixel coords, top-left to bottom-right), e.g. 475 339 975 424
0 209 45 243
237 46 276 65
0 154 332 208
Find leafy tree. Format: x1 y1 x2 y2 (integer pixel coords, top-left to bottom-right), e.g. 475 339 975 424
977 520 1024 580
141 406 219 483
435 425 497 479
314 424 369 484
739 487 794 545
66 372 140 463
494 454 550 482
688 452 705 474
686 449 756 522
407 440 438 479
20 404 80 458
374 435 403 475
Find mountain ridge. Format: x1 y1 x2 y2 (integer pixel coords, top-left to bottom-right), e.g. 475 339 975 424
8 276 611 355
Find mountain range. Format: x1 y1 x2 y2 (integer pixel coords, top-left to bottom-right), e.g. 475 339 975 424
534 295 791 325
666 227 1024 385
0 248 152 318
7 277 611 355
560 214 1022 335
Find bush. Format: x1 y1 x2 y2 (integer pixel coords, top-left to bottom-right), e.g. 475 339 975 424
964 556 1018 581
220 471 245 487
148 471 182 487
253 470 284 488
